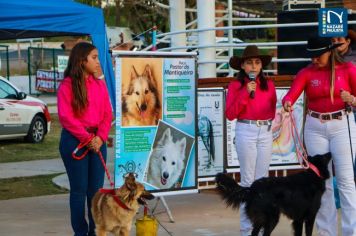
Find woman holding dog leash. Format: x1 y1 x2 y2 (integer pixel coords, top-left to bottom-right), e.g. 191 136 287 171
226 45 276 236
58 42 112 236
283 36 356 236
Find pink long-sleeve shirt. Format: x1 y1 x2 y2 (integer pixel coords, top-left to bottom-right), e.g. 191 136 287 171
225 77 277 121
57 75 113 143
282 62 356 113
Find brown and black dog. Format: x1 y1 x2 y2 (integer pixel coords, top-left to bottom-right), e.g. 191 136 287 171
91 173 154 236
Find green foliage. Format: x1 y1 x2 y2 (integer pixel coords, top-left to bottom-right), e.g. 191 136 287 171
0 174 68 200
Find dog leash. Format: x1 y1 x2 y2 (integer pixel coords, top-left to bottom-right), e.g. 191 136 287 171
289 110 322 178
72 134 114 188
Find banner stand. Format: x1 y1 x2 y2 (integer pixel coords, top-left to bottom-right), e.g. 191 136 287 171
151 196 175 223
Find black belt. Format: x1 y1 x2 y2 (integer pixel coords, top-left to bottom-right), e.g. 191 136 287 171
308 110 347 121
237 119 272 126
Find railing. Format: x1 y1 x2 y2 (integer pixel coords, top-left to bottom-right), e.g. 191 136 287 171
144 3 356 76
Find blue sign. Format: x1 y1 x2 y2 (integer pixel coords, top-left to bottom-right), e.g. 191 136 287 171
318 8 348 37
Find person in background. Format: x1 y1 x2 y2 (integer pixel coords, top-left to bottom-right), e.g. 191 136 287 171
283 36 356 236
332 29 356 122
332 29 356 64
57 42 112 236
226 45 276 236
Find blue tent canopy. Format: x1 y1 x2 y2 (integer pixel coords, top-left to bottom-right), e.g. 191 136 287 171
0 0 116 110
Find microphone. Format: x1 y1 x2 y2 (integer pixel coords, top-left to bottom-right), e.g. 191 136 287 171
248 72 256 99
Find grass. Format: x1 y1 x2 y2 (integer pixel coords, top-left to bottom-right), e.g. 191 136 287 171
0 114 61 163
0 173 68 200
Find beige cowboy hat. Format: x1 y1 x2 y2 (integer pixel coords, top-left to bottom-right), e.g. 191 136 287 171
229 45 272 70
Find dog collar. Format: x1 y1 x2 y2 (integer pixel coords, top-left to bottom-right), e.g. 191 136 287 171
99 188 132 211
308 163 322 178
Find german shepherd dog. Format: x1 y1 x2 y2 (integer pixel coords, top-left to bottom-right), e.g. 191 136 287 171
122 65 161 126
91 173 154 236
216 153 332 236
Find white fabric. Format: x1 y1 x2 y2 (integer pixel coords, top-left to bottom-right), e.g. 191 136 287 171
235 122 273 235
304 113 356 236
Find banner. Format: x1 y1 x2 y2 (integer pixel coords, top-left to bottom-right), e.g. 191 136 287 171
114 52 197 194
197 89 225 177
57 55 69 73
226 88 304 169
35 69 63 92
271 88 304 166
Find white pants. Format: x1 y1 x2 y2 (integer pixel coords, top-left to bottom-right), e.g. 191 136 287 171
304 113 356 236
235 122 273 236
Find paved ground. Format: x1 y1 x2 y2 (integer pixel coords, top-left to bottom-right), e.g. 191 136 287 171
0 191 304 236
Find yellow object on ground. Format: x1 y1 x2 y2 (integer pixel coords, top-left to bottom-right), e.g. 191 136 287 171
136 207 158 236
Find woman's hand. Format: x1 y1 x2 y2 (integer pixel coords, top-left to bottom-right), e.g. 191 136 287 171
247 81 256 94
283 101 293 112
340 90 355 105
88 136 103 153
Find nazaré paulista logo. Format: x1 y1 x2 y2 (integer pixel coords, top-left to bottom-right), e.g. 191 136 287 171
318 8 348 37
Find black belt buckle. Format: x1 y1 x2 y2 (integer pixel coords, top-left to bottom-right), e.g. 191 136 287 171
321 114 331 121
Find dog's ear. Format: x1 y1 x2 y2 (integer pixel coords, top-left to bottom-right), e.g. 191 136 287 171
178 137 187 158
158 128 172 146
124 174 138 201
131 66 139 81
142 65 154 81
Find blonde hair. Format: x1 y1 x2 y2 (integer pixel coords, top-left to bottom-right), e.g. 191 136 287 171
329 50 345 103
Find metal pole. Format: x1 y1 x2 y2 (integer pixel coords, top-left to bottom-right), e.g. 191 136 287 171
228 0 233 77
197 0 216 78
345 109 356 182
169 0 186 52
27 47 31 95
151 196 175 223
52 49 56 93
5 46 10 80
152 26 157 51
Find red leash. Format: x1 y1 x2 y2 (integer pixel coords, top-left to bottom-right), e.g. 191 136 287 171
72 135 114 188
71 135 134 210
99 188 131 210
289 110 322 178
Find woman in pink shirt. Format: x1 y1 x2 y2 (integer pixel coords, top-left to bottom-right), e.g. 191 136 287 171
225 45 276 236
57 42 112 236
283 37 356 236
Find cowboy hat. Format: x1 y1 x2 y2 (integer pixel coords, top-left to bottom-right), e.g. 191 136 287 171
229 45 272 70
306 37 343 58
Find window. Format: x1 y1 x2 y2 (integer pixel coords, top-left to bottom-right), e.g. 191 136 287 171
0 80 17 99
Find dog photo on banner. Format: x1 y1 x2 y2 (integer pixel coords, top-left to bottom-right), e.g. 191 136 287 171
144 120 195 190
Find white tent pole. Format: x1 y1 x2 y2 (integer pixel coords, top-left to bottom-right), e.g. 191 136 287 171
197 0 216 78
169 0 186 52
228 0 233 76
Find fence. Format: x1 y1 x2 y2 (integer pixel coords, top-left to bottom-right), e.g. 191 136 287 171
27 47 68 95
0 45 10 79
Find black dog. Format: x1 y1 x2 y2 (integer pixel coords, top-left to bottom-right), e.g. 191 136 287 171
216 152 331 236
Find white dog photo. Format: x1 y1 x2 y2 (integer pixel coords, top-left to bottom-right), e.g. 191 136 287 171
145 124 193 189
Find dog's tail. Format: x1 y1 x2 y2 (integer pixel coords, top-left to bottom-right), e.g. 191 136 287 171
215 173 250 209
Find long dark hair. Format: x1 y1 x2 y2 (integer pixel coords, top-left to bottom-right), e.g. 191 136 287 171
64 42 96 116
236 69 268 91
